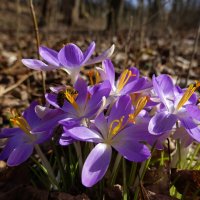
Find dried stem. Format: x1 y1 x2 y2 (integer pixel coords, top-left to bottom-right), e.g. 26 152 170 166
185 22 200 86
29 0 46 99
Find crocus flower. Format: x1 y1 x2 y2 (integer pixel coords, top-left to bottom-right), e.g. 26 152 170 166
0 102 59 166
45 78 111 145
148 74 200 143
66 95 151 187
22 42 115 83
97 59 152 98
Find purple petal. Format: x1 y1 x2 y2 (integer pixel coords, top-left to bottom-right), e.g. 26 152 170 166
82 143 112 187
152 75 173 111
102 59 115 89
185 105 200 121
0 128 22 138
82 42 95 64
74 78 88 107
112 138 150 162
23 101 40 128
67 126 103 143
58 44 84 67
39 46 59 66
59 128 76 146
7 144 34 166
148 112 177 135
85 44 115 65
108 95 131 126
156 74 174 96
85 80 111 117
180 117 200 142
59 118 81 128
22 59 59 71
173 127 194 147
0 136 22 160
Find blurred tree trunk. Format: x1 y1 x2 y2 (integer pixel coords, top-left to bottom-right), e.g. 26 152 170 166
106 0 124 33
147 0 165 27
61 0 81 26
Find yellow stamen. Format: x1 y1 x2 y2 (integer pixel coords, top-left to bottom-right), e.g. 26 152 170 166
176 81 200 110
10 111 31 135
65 89 79 110
117 70 136 92
129 96 149 123
109 116 125 135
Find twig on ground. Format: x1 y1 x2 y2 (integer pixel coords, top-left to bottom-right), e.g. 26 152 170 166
0 72 36 96
29 0 46 98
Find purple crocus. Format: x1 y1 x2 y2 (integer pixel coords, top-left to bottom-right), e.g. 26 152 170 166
66 95 151 187
45 78 111 145
22 42 115 83
148 74 200 143
0 102 59 166
97 59 152 97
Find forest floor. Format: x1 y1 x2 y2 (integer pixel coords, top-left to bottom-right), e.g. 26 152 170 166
0 1 200 200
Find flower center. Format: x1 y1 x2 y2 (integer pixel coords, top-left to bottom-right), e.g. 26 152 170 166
10 111 31 135
176 81 200 110
87 70 101 85
117 69 136 92
109 116 125 136
129 96 149 123
64 88 79 110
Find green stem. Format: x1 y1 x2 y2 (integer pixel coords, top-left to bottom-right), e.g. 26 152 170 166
51 142 68 191
74 142 83 173
34 144 58 188
160 150 164 166
187 144 200 169
128 162 137 186
122 158 128 200
110 154 122 186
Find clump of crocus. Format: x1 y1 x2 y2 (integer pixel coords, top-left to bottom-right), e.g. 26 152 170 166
0 41 199 193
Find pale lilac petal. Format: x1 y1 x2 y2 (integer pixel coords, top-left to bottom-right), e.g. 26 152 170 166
156 74 174 97
127 77 152 94
68 126 103 142
116 124 168 150
148 112 177 135
95 113 108 139
82 143 112 187
112 139 150 162
102 59 115 89
7 144 34 166
185 105 200 121
39 46 59 66
82 41 95 64
85 44 115 65
173 127 194 147
180 117 200 142
22 59 59 71
59 133 75 146
58 44 84 67
45 93 61 109
59 128 76 146
152 75 173 111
